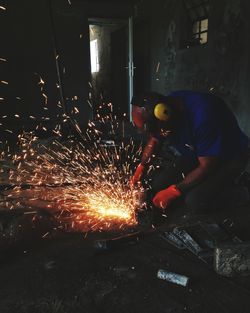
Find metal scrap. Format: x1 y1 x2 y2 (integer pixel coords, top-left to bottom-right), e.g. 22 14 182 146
157 269 189 287
159 222 242 265
172 228 203 255
160 231 186 249
214 242 250 277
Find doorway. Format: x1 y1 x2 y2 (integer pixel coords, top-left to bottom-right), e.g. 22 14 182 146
88 18 132 120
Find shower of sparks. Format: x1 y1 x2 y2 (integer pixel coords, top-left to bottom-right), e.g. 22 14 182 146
0 107 145 232
0 50 146 232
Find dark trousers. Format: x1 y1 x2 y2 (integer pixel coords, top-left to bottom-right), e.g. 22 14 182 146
151 154 249 214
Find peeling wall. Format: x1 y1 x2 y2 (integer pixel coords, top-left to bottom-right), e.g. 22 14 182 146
135 0 250 136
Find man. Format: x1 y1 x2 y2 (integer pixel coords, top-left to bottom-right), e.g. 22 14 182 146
130 91 249 213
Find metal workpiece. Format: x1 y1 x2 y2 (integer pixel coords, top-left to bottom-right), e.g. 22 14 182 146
172 228 203 255
157 269 189 287
160 231 186 249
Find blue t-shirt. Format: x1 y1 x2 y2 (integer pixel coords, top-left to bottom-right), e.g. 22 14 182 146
160 91 249 161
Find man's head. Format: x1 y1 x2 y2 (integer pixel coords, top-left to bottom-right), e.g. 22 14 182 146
131 92 175 130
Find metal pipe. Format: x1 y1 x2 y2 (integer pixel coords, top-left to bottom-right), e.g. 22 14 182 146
128 16 134 122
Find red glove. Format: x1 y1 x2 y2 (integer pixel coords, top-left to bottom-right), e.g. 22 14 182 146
153 185 181 209
130 163 145 187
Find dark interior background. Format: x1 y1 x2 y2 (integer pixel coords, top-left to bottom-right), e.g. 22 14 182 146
0 0 250 139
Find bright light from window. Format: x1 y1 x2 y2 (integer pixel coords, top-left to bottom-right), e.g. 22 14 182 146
90 39 99 73
192 18 208 45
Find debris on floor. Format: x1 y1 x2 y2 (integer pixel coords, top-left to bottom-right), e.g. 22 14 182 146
214 242 250 277
157 269 189 287
159 221 237 265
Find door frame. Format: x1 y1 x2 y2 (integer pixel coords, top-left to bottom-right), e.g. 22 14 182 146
88 16 134 121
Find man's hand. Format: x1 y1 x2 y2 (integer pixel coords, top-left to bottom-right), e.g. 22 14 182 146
153 185 181 209
130 163 145 187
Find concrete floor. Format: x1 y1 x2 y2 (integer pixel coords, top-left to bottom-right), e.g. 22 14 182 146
1 156 250 313
1 197 250 313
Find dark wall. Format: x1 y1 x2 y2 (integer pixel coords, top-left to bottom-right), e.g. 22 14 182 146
133 19 151 95
53 0 91 128
134 0 250 136
0 0 61 137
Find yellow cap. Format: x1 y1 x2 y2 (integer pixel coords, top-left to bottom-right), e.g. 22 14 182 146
154 103 170 121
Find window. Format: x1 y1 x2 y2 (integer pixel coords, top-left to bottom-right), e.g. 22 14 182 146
182 0 209 47
192 18 208 44
90 39 99 73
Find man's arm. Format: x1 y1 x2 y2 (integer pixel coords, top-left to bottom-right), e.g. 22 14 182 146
130 136 160 186
141 136 160 165
176 156 218 192
152 156 218 208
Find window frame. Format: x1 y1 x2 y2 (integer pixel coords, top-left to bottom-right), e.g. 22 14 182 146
182 0 209 48
192 18 208 45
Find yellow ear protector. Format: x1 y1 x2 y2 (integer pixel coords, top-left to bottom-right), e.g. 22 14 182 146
153 102 171 122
